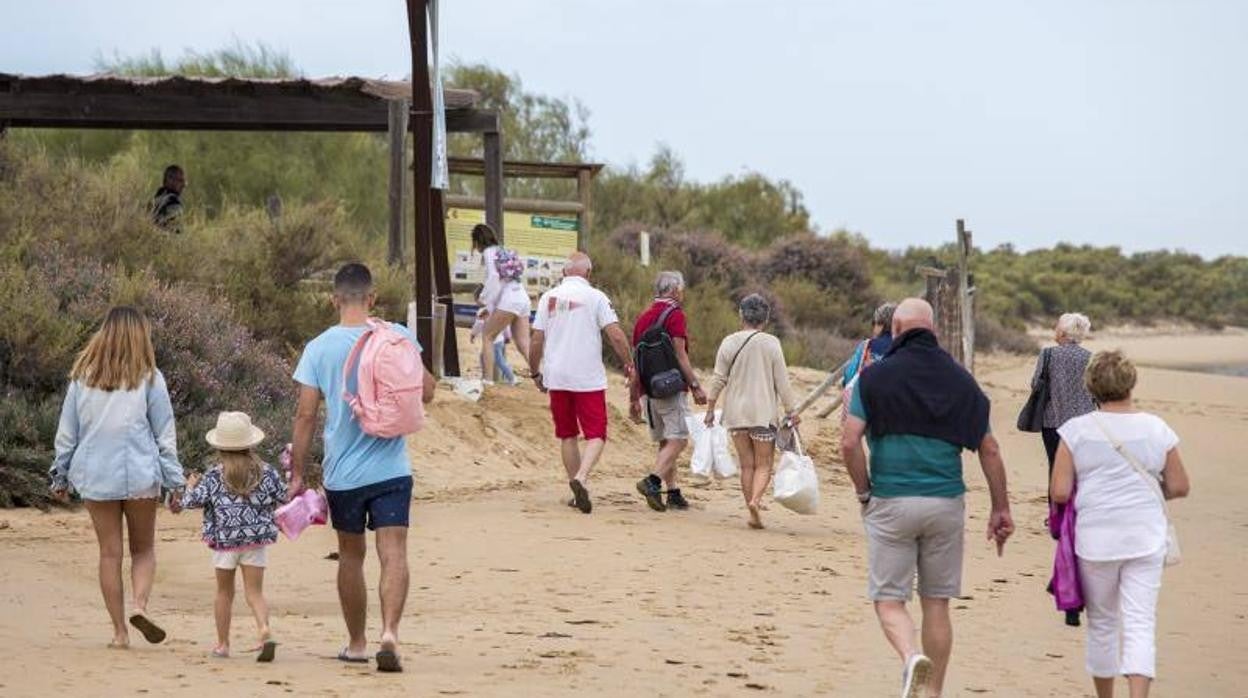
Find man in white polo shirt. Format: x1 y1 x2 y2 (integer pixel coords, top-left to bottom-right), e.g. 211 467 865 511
529 252 636 514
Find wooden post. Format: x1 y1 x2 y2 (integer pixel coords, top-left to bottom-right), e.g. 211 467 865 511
793 359 849 417
483 129 504 242
956 219 975 374
407 0 435 367
576 167 593 250
387 99 409 267
430 187 461 376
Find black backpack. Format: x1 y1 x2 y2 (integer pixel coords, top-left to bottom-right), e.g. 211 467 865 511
634 304 688 399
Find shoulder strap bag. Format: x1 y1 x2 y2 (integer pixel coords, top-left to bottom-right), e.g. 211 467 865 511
1090 414 1181 566
1016 347 1052 433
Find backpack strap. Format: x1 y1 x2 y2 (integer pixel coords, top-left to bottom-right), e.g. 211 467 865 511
341 319 384 403
643 302 680 341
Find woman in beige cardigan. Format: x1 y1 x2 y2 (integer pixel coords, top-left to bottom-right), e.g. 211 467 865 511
704 294 799 529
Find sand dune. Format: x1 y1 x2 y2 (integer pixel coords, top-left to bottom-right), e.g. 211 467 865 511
1 333 1244 696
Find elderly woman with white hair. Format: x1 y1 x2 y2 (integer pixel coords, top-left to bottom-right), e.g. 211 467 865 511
704 294 798 530
1030 313 1097 469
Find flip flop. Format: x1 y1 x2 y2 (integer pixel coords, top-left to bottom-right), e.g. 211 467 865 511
211 647 230 659
256 640 277 663
375 648 403 673
336 648 369 664
569 480 592 514
128 613 167 644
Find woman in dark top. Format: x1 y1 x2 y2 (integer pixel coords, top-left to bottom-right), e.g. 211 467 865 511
1030 313 1097 470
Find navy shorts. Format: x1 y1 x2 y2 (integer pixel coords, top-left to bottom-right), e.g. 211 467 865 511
325 476 413 534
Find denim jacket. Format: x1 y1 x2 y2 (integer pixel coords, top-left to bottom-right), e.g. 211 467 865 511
49 370 185 500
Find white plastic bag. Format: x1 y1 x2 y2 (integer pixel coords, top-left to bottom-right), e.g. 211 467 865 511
773 430 819 514
687 411 737 479
710 420 738 479
685 413 714 478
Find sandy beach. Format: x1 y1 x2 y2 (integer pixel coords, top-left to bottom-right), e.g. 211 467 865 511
2 331 1245 696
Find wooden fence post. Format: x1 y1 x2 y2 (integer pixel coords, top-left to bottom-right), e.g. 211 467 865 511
387 99 409 267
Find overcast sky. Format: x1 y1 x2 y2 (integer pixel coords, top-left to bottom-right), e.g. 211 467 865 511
2 0 1244 257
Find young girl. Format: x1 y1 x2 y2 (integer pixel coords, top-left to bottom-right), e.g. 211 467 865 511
181 411 287 661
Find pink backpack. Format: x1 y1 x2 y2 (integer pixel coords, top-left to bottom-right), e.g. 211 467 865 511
342 319 426 438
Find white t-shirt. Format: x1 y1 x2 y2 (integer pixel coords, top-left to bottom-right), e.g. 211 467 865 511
1058 411 1179 561
532 276 619 392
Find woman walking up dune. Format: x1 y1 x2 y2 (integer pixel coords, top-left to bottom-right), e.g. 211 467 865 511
704 294 799 530
49 306 185 648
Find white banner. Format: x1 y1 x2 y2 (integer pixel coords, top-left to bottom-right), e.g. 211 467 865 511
429 0 449 190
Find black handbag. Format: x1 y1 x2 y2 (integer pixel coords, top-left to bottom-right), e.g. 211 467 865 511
1016 348 1052 433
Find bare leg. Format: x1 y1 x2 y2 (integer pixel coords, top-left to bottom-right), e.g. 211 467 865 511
875 600 919 662
748 438 775 527
122 498 158 616
509 313 533 373
1094 677 1115 698
214 568 236 655
560 438 581 481
920 597 953 695
375 527 410 655
731 432 759 527
1126 675 1151 698
654 438 687 488
481 309 517 382
575 438 606 483
336 531 369 657
84 500 128 647
240 565 270 646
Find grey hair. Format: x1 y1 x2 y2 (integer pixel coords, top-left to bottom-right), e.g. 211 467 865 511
654 270 685 298
739 293 771 327
1056 312 1092 342
873 302 897 329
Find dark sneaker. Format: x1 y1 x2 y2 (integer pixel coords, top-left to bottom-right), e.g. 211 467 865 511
666 489 690 511
636 475 666 512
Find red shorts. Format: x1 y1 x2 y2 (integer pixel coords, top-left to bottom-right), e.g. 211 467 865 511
548 390 608 441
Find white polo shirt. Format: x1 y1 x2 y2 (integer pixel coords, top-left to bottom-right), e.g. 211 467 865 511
532 276 619 392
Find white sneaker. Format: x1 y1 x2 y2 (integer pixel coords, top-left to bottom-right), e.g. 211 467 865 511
901 653 933 698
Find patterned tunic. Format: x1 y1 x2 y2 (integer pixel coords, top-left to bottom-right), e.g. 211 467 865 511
181 464 286 550
1030 343 1096 429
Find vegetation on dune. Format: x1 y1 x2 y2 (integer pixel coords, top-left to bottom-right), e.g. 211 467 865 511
1 44 1244 508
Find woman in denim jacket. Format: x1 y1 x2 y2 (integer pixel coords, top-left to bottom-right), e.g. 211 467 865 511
49 306 185 648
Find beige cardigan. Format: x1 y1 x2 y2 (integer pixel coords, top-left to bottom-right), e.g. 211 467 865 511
707 330 797 430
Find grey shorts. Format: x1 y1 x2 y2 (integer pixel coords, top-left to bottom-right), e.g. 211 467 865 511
645 393 691 443
862 495 965 601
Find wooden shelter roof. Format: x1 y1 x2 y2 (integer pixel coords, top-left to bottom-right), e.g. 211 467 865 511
0 73 486 132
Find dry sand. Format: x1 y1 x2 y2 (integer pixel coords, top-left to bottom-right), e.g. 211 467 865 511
1 332 1246 696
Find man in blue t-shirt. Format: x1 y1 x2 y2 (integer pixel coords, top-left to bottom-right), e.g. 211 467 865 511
840 298 1014 698
289 262 435 673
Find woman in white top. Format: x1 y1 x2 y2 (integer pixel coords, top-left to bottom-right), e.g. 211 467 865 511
472 223 533 384
1050 350 1190 698
49 306 185 648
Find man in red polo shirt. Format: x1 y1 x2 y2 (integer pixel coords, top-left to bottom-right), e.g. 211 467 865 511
630 270 708 512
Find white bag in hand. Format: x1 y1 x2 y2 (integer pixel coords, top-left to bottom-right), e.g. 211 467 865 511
773 429 819 515
685 412 715 478
710 421 738 479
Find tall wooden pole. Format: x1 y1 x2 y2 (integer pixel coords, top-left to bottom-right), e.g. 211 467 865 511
386 98 409 267
483 129 504 242
956 219 974 374
407 0 434 368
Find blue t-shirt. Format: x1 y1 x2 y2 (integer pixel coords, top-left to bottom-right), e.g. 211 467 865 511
293 324 420 491
849 382 966 498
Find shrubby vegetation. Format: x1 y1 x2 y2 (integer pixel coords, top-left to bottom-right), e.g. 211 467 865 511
1 44 1244 507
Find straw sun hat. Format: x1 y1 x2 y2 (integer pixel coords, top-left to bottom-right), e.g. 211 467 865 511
205 411 265 451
